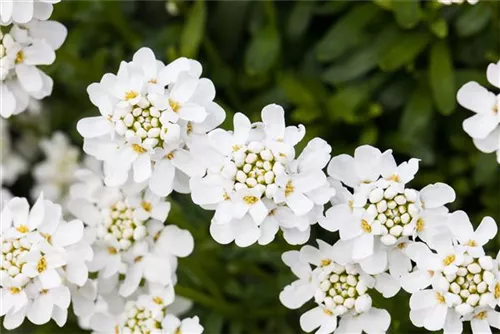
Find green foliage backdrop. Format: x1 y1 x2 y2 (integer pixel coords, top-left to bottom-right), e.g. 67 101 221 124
6 1 500 333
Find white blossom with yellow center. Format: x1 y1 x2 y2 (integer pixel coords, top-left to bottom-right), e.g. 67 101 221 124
322 145 456 275
190 104 334 247
0 195 89 330
279 240 398 334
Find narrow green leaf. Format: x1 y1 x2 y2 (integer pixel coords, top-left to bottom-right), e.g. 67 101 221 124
400 84 433 141
315 3 380 62
429 18 448 38
429 41 456 115
180 0 206 58
279 73 316 106
287 1 315 41
322 26 399 85
455 3 492 38
392 1 421 29
379 31 430 71
244 26 280 76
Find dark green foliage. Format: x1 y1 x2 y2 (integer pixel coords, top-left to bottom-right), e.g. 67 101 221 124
7 1 500 333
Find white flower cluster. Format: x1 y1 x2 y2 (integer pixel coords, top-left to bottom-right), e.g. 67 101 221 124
458 61 500 164
77 47 224 197
190 104 333 246
279 144 500 333
31 132 81 206
0 194 91 329
438 0 478 4
0 1 67 118
67 168 194 299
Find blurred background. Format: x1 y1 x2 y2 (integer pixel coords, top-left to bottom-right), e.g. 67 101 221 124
4 0 500 333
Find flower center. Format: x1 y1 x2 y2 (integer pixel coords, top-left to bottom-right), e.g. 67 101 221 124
446 255 496 309
98 200 147 251
364 186 419 245
229 141 287 203
15 51 23 64
112 95 167 150
119 301 164 333
1 237 32 279
37 257 47 273
315 263 368 316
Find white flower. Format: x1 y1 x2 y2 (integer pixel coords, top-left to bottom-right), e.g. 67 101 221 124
438 0 479 4
90 286 204 334
321 146 455 274
77 47 223 196
0 118 27 185
458 60 500 164
67 168 193 297
279 240 397 334
0 0 61 25
1 20 67 117
405 214 499 332
190 104 334 247
31 132 81 205
0 194 90 329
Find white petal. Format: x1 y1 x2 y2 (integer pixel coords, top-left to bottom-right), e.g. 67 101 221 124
424 304 448 331
15 64 42 93
209 221 235 245
28 193 45 230
463 113 499 139
374 272 400 297
261 104 285 140
282 227 310 245
475 216 497 245
249 200 269 226
23 41 55 65
11 0 34 23
157 225 194 257
234 216 260 247
410 290 436 310
132 47 157 79
488 311 500 330
133 154 152 183
52 220 83 247
149 160 175 197
293 171 327 194
27 20 67 49
420 183 456 208
65 262 88 286
27 294 53 325
352 234 374 260
401 269 431 293
354 145 382 183
471 318 491 334
178 102 207 122
444 310 463 334
448 210 473 243
300 306 324 333
0 85 16 118
286 191 313 216
119 264 143 297
458 81 497 114
3 307 26 330
362 308 391 334
327 154 360 188
77 117 112 138
487 61 500 88
360 249 387 275
473 127 500 153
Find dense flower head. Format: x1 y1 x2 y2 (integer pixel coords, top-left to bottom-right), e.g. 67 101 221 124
31 132 81 205
279 240 398 334
77 47 225 197
0 194 91 329
0 0 61 25
190 104 334 247
458 60 500 164
67 167 194 297
0 20 67 118
402 212 499 333
89 285 203 334
321 145 455 275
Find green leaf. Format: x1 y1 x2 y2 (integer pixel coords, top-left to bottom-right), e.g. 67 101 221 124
315 4 380 62
287 1 315 40
379 31 430 71
392 1 421 29
180 0 206 58
455 3 492 38
244 26 280 76
429 41 456 115
322 26 399 85
429 18 448 38
279 73 316 107
400 83 433 141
